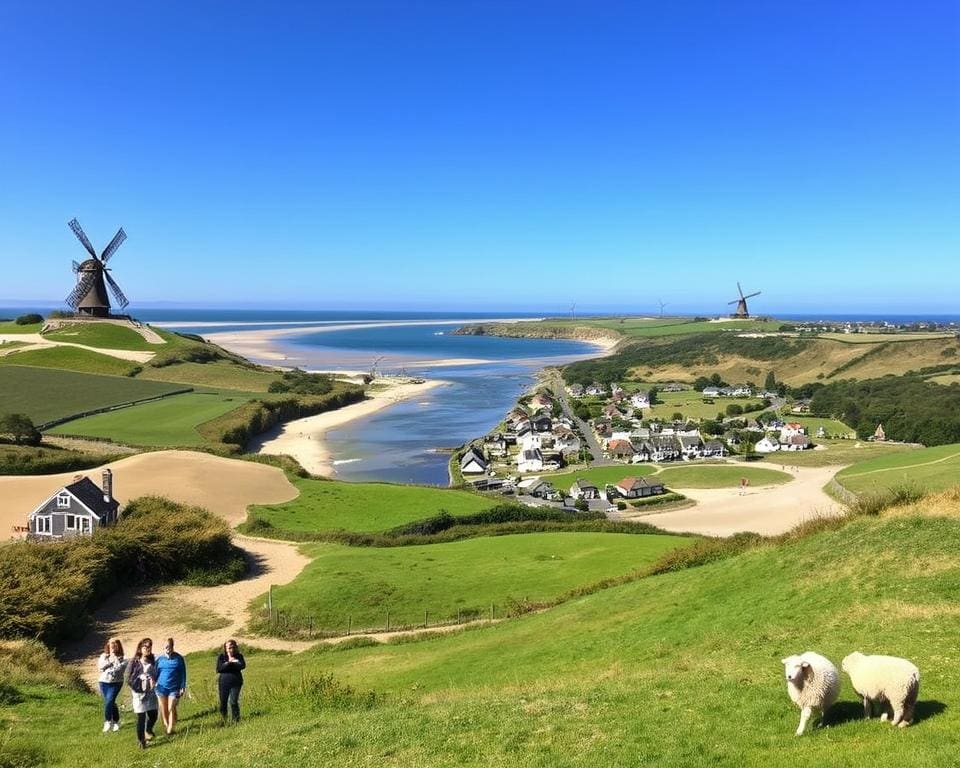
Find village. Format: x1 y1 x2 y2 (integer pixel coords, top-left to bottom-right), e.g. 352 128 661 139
456 375 858 513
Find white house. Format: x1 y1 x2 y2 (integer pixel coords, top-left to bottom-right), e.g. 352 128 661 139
754 437 780 453
460 448 489 475
780 422 806 439
630 391 650 409
517 448 544 473
702 386 721 398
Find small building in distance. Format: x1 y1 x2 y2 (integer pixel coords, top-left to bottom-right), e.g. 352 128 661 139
27 470 120 540
460 447 489 475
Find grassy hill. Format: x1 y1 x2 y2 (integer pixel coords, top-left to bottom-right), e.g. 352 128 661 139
0 346 142 376
835 444 960 495
42 322 158 351
5 498 960 766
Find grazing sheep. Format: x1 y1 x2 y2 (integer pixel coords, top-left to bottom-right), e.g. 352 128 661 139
781 652 841 735
841 652 920 727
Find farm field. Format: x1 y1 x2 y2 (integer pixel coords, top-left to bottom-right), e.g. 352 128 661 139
0 346 141 376
758 439 915 468
43 322 157 351
48 390 257 446
526 464 658 491
256 531 690 633
0 365 186 425
246 477 496 535
9 502 960 767
653 464 790 488
646 390 764 421
835 443 960 495
776 415 855 437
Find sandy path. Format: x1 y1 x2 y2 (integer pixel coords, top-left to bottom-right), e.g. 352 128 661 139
0 333 156 362
1 450 298 536
627 465 844 536
250 378 447 476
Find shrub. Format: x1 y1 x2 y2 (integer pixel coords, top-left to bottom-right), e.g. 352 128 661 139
14 314 42 325
0 414 41 446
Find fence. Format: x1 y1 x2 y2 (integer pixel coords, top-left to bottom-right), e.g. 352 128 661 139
37 387 194 431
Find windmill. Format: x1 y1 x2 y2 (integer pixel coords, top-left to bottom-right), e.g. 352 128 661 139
657 298 668 318
65 218 130 317
569 301 577 320
728 282 760 318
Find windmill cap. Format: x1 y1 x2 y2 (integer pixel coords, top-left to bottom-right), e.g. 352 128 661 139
78 258 101 269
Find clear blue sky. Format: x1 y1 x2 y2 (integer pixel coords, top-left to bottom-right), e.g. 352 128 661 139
1 1 957 314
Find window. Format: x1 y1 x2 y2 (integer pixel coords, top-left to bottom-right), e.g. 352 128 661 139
35 516 52 535
65 515 76 530
57 492 70 508
80 518 91 533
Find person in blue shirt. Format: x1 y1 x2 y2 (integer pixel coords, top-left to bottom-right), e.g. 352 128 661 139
155 637 187 735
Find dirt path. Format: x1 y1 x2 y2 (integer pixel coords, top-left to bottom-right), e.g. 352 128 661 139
621 465 845 536
0 332 158 362
838 450 960 478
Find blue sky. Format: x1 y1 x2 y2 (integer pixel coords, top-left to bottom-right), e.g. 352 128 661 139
0 1 957 314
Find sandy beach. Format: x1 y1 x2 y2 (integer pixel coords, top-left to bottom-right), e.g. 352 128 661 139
250 376 447 476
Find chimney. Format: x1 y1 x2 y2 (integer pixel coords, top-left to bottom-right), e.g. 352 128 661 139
102 469 113 504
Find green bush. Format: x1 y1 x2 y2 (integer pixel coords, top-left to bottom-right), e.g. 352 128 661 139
267 369 334 395
15 314 42 326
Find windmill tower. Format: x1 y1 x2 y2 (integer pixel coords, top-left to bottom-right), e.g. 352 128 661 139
657 299 668 318
65 218 130 317
728 282 761 318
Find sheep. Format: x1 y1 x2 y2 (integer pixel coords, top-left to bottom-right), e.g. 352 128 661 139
781 652 841 735
841 652 920 727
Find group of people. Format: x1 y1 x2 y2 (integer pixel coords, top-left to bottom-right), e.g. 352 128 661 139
97 636 246 749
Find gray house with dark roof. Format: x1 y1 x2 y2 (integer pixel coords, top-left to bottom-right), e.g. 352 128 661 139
27 470 120 540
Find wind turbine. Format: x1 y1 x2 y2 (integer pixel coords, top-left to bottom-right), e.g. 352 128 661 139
569 301 577 320
657 299 668 318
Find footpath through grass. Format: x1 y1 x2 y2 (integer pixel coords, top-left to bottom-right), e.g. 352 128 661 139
7 507 960 766
0 346 141 376
835 443 960 495
48 390 258 446
43 322 157 351
246 476 496 535
255 531 690 634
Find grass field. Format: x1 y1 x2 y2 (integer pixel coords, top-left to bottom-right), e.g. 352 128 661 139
646 390 764 421
138 360 280 391
48 390 257 446
247 477 496 534
758 439 915 468
8 501 960 766
258 532 690 632
0 346 140 376
524 464 658 490
835 443 960 495
0 365 187 425
43 322 158 351
654 464 790 488
816 332 953 343
0 320 42 334
929 373 960 386
776 415 855 437
542 317 785 338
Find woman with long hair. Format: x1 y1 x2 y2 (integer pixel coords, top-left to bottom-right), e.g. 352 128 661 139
215 639 246 722
96 637 126 732
127 638 159 749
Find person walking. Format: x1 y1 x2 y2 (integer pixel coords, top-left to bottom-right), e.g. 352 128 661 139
156 637 187 735
128 638 159 749
96 637 126 732
215 639 247 723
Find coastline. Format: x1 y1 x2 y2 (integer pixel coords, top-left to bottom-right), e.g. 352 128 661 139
250 377 447 477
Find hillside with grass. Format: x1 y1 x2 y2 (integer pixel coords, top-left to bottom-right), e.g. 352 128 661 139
4 491 960 766
835 444 960 496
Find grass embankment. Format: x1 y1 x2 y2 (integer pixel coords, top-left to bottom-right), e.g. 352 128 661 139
244 477 496 537
7 497 960 766
138 360 280 391
0 366 187 425
525 464 658 490
835 443 960 496
49 390 259 447
654 465 791 488
0 443 126 475
255 532 690 634
0 320 42 334
43 322 157 351
759 439 914 468
0 346 142 376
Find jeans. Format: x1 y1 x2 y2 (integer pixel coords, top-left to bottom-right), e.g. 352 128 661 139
218 677 243 721
136 709 158 744
99 682 122 723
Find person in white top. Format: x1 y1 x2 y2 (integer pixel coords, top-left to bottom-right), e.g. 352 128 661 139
127 638 159 749
96 638 126 733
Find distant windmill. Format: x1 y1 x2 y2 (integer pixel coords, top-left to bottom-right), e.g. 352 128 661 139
728 282 761 318
569 301 577 320
657 299 669 318
65 218 130 317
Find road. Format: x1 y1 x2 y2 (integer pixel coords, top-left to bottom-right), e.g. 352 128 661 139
545 370 614 467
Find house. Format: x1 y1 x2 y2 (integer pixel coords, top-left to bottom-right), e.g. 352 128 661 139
662 383 685 392
646 435 681 462
567 383 585 398
484 435 508 457
607 439 636 461
530 414 553 433
677 435 703 459
553 428 581 454
529 393 554 413
602 404 621 419
570 479 601 500
791 401 811 414
702 386 721 398
754 437 780 453
873 423 886 442
539 450 563 471
585 382 606 396
611 383 625 397
594 422 613 440
517 432 545 452
702 439 726 458
630 391 650 409
460 448 489 475
780 423 806 439
517 477 555 499
27 470 120 540
614 476 666 499
780 435 812 451
731 385 753 397
517 448 544 473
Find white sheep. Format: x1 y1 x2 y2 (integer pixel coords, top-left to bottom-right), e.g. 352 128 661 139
781 652 840 735
841 652 920 727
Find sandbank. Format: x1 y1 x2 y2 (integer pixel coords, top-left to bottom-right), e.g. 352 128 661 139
251 377 447 477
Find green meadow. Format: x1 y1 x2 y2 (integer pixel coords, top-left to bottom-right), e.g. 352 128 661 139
0 345 142 376
759 438 915 468
246 477 496 535
0 320 42 333
527 463 658 490
654 464 791 488
6 508 960 767
646 389 764 421
256 532 689 633
48 390 258 446
543 316 785 337
835 443 960 495
0 366 186 424
43 322 157 351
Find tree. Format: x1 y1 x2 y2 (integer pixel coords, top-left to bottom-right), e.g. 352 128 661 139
574 498 589 512
672 411 684 422
725 403 744 417
764 371 777 391
648 386 659 405
0 413 41 446
15 313 43 325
